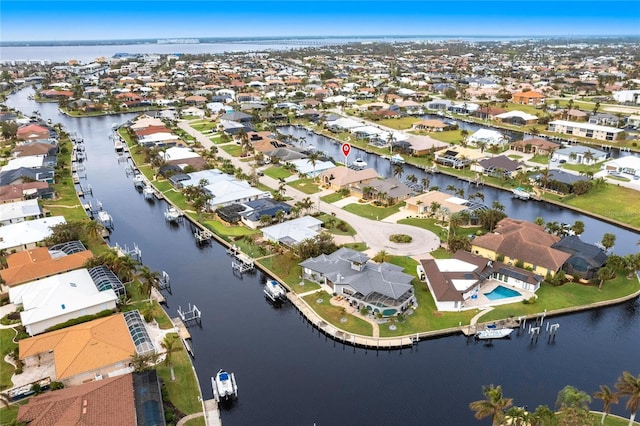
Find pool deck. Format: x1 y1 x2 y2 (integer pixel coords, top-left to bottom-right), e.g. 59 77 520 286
460 280 536 311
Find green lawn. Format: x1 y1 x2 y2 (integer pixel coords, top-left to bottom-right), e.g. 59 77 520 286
343 202 403 220
562 184 640 228
341 242 368 251
257 253 303 287
204 220 259 238
320 192 345 203
529 154 550 164
263 166 293 180
375 117 421 130
220 144 243 157
429 248 452 259
561 162 603 175
316 213 357 236
428 129 465 144
287 178 321 194
481 271 640 323
156 348 203 416
302 291 374 336
0 328 18 390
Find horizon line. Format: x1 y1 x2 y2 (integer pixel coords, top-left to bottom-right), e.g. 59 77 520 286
3 34 639 44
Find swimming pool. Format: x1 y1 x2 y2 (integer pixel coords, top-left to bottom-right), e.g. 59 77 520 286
484 285 521 301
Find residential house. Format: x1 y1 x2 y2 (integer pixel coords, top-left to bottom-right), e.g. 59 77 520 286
535 169 590 193
404 135 448 156
471 155 526 179
17 124 51 141
0 199 43 225
180 169 269 209
419 250 542 311
318 166 378 191
411 119 455 132
510 137 560 155
9 268 119 336
551 235 608 280
288 158 336 178
566 109 589 122
18 312 151 386
261 215 323 246
0 242 93 287
0 182 54 203
405 190 487 221
220 110 253 123
553 146 607 165
512 91 546 105
493 111 538 126
0 216 66 252
239 198 292 229
160 146 207 170
602 156 640 178
353 177 412 205
299 247 416 316
434 146 485 169
467 128 508 146
548 120 625 141
471 218 571 277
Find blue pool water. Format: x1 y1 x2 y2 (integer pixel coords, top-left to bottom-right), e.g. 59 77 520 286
484 285 521 300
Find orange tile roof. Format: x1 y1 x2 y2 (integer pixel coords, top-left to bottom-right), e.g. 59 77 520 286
1 247 93 286
19 314 136 380
17 373 136 426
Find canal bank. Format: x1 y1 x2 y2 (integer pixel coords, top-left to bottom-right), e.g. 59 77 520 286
6 87 640 425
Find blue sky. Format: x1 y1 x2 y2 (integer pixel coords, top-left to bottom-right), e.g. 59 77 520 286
2 1 639 42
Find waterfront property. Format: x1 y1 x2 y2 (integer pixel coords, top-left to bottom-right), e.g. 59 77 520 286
405 190 487 220
0 215 65 253
179 169 270 209
602 155 640 178
470 155 527 179
548 120 625 142
318 166 378 191
418 250 541 311
300 247 416 317
8 268 118 336
18 312 153 386
510 137 560 155
471 218 571 277
0 199 43 225
553 145 607 166
261 215 323 246
551 235 608 280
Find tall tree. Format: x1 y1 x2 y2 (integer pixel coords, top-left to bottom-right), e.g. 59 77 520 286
593 384 619 425
615 371 640 426
601 233 616 252
469 384 513 426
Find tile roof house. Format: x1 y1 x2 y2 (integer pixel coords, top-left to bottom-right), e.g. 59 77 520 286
512 90 546 105
419 250 542 311
300 247 416 316
510 137 560 155
471 218 571 277
353 177 413 205
17 372 137 426
17 124 51 141
318 166 378 191
0 181 54 203
471 155 527 179
0 245 93 287
18 313 136 385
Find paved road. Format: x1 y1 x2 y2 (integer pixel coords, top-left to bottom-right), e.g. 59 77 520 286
176 121 439 258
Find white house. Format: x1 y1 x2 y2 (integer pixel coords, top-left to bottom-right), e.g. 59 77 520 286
261 216 323 246
181 169 269 208
0 199 43 225
612 90 640 105
9 269 118 336
0 216 66 252
603 156 640 178
548 120 625 142
467 128 508 146
553 146 607 166
288 158 336 177
160 146 202 163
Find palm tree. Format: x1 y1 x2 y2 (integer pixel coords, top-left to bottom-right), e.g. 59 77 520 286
161 334 180 381
392 163 404 180
615 371 640 426
307 151 320 180
84 219 104 241
138 266 161 299
593 384 619 425
556 385 591 425
469 384 513 426
601 233 616 253
597 266 614 289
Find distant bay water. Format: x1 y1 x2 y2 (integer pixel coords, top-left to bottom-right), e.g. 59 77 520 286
1 35 544 63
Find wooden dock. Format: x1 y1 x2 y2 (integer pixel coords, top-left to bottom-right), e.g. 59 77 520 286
171 316 192 340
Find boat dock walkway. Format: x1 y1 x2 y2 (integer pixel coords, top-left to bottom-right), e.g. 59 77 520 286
171 317 192 340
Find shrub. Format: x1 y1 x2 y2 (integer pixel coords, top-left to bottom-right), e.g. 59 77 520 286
389 234 413 243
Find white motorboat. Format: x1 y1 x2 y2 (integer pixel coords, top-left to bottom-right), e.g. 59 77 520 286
264 279 287 301
476 327 514 340
390 154 405 164
143 185 155 200
96 211 113 228
512 187 531 200
133 174 145 189
212 369 238 402
164 206 182 222
352 158 367 168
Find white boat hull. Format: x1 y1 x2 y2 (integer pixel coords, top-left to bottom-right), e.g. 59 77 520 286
212 369 237 402
264 280 287 301
476 328 514 340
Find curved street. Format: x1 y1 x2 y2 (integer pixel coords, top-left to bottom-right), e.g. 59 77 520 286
176 120 440 258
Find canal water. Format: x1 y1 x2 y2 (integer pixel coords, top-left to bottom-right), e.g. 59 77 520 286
6 88 640 425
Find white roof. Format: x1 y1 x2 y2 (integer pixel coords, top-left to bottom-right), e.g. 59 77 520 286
9 269 117 328
605 155 640 168
444 196 468 205
434 258 478 273
468 128 506 143
326 117 362 129
288 159 336 176
0 199 42 223
549 120 624 133
0 216 66 251
182 169 269 207
160 147 201 162
495 110 538 121
262 216 322 244
138 132 180 143
1 156 45 172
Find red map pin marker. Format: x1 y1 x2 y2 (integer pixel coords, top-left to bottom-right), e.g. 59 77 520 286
341 143 351 157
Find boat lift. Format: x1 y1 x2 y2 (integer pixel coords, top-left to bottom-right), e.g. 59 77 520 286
113 242 142 261
177 304 202 327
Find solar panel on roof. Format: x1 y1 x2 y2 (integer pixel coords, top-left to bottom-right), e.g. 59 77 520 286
499 267 529 282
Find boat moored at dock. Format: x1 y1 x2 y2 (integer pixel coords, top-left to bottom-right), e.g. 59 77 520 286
264 279 287 302
475 327 514 340
212 369 238 402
